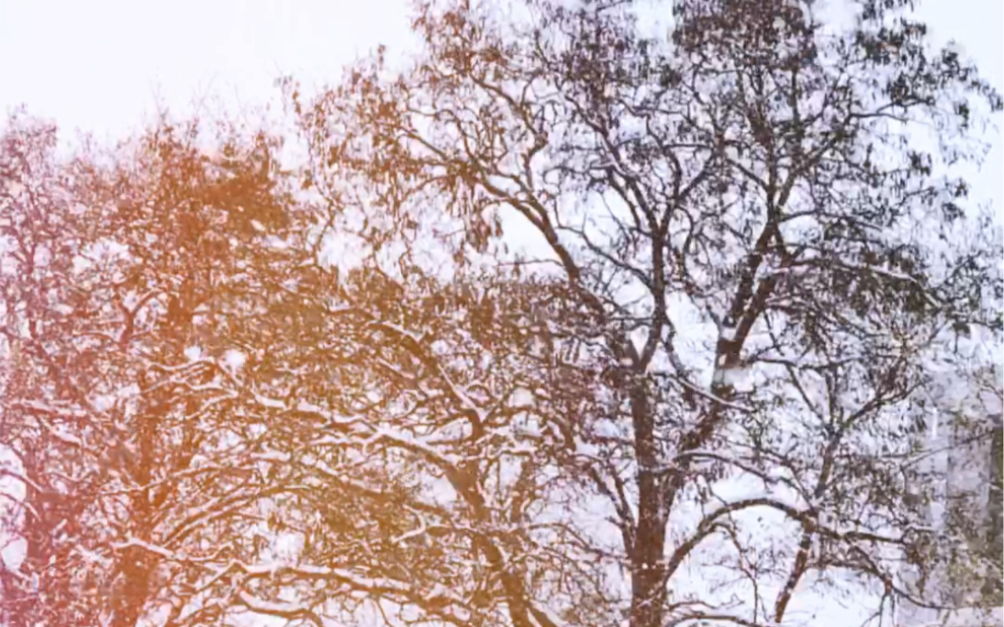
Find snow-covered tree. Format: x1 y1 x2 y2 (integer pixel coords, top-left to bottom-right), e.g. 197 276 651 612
0 113 302 627
264 0 1003 624
1 0 1001 624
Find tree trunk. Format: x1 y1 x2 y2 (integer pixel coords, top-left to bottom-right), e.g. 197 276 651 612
629 381 667 627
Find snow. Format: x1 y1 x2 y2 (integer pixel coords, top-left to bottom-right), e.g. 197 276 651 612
264 235 288 249
184 345 203 362
237 591 314 618
223 348 247 370
678 377 755 412
251 450 290 463
1 537 26 570
719 324 737 342
254 394 287 411
93 394 115 411
111 537 177 560
509 386 535 408
721 365 751 390
117 383 140 398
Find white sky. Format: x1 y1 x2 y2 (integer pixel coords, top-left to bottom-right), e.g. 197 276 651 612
0 0 999 215
0 0 416 140
1 0 999 226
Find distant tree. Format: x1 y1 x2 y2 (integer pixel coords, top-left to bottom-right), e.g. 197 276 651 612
901 359 1003 623
0 112 300 627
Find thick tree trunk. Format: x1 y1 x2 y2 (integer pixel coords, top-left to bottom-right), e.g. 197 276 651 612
629 382 667 627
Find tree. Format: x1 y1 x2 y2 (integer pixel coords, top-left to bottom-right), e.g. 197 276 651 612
0 112 302 627
264 0 1002 624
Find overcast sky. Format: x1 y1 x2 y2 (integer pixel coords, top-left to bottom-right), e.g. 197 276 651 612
0 0 415 139
0 0 1000 213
